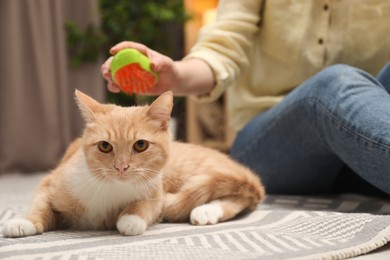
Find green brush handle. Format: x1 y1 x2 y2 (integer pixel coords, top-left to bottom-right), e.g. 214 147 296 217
110 48 158 85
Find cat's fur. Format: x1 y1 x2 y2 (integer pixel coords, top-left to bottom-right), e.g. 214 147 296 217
3 90 265 237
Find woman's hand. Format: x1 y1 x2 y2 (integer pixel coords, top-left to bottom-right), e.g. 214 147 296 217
100 41 181 96
101 41 215 96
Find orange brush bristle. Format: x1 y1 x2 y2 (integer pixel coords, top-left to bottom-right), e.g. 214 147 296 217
115 64 157 95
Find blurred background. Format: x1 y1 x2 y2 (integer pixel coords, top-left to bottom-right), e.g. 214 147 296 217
0 0 230 175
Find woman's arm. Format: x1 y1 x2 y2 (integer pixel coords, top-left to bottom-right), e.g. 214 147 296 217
101 0 263 99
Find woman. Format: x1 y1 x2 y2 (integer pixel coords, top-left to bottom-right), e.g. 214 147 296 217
101 0 390 196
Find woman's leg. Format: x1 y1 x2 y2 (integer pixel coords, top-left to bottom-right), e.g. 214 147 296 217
231 64 390 195
335 61 390 196
377 61 390 90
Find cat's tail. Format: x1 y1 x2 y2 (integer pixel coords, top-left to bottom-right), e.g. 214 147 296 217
162 166 265 222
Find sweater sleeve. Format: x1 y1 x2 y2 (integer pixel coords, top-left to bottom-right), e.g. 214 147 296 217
184 0 263 102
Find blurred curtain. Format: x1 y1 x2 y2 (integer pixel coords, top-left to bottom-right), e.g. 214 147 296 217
0 0 105 174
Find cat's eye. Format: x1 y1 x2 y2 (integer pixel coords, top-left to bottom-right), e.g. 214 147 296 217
98 141 113 153
133 140 149 153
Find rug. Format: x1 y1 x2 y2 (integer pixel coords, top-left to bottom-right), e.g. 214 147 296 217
0 173 389 260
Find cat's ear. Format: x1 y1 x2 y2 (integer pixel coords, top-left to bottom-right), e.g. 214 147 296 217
74 89 101 122
147 91 173 130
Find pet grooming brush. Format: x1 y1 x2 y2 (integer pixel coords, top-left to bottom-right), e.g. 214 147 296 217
110 48 158 95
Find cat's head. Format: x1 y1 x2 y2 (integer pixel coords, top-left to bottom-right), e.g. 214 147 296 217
75 90 173 183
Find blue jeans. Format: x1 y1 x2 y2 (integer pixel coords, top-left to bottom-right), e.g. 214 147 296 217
231 63 390 196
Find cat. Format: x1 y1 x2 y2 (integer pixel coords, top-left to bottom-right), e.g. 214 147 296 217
2 90 265 237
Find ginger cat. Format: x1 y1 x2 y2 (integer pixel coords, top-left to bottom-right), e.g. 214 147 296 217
3 90 265 237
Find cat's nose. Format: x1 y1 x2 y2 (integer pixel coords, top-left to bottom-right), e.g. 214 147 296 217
114 163 129 173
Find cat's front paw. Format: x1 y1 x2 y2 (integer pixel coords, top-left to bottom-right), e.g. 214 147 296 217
190 203 223 225
2 218 37 238
117 214 147 236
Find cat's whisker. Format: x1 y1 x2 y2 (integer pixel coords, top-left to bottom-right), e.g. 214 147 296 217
74 171 104 213
132 168 163 185
128 170 163 199
73 168 113 207
134 174 158 199
133 167 178 187
100 179 111 211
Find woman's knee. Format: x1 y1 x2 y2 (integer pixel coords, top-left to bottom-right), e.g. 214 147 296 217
305 64 379 101
313 64 363 91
